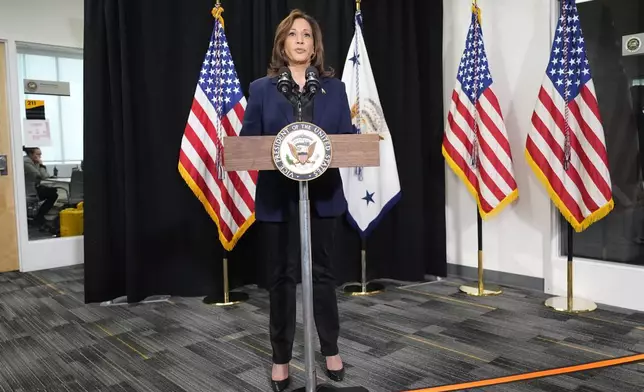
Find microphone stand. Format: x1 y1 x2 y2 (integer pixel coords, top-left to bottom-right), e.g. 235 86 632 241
280 78 367 392
295 89 318 392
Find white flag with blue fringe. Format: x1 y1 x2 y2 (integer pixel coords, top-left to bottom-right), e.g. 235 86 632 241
340 9 401 238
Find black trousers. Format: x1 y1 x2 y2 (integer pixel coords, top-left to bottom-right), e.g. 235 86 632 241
261 211 341 364
35 185 58 222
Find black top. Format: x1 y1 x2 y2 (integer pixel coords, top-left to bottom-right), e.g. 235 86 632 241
301 99 314 122
295 94 314 122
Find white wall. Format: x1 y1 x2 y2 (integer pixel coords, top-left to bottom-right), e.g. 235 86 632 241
1 0 84 272
0 0 83 48
443 0 555 280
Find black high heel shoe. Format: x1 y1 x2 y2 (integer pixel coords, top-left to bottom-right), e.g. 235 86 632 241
270 376 290 392
325 366 345 382
270 364 290 392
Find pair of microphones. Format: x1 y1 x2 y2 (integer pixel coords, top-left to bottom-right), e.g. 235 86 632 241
277 66 321 108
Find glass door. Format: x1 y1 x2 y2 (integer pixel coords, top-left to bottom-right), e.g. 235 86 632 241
10 42 84 272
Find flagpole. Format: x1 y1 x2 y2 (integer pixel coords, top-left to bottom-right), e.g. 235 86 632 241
341 0 385 298
203 250 249 306
343 238 384 296
455 0 501 297
545 221 596 313
201 0 248 307
458 210 502 296
543 0 597 314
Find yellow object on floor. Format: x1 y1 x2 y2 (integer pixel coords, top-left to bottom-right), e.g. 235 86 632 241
60 203 84 237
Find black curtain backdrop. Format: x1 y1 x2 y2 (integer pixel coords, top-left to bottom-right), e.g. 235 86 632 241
83 0 446 303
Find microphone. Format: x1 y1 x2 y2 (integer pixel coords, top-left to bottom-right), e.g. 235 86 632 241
277 67 294 96
304 66 321 96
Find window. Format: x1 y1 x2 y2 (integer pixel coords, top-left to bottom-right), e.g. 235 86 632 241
17 44 83 164
560 0 644 267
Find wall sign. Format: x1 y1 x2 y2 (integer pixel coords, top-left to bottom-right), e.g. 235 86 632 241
23 79 70 96
23 119 51 147
623 33 644 57
25 99 45 120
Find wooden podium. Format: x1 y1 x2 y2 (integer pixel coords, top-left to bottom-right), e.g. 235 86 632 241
223 133 380 171
224 130 377 392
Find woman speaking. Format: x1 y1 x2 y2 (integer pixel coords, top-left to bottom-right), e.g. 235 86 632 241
239 9 354 392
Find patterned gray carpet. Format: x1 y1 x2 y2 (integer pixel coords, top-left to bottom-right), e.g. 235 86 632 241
1 265 643 391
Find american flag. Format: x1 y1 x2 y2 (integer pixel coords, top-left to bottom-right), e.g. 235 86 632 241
443 5 518 219
178 6 257 250
525 0 613 232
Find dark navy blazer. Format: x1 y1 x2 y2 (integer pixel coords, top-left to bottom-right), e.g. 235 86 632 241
239 75 356 223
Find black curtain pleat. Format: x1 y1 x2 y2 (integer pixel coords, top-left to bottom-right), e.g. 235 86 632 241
83 0 446 303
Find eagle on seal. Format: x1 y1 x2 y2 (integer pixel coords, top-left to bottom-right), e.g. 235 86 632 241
288 141 317 164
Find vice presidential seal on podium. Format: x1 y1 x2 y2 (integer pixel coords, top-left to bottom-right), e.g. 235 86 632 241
272 122 333 181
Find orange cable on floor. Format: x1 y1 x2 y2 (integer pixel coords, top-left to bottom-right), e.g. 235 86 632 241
405 353 644 392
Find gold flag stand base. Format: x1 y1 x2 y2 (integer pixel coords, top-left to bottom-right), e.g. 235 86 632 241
343 282 385 296
203 255 249 307
207 292 249 307
544 258 596 313
458 244 503 297
545 224 597 314
545 296 596 313
459 282 503 297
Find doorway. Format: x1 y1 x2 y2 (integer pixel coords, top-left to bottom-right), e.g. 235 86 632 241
8 41 85 272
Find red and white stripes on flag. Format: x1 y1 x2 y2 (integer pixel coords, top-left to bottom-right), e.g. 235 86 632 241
443 5 518 219
178 6 257 250
525 0 613 232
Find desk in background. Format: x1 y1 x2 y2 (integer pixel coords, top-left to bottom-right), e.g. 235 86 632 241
41 177 71 185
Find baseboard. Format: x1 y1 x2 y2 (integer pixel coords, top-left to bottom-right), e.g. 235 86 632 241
22 256 83 273
20 236 84 272
447 263 544 292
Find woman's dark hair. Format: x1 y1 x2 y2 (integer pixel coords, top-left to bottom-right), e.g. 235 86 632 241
267 9 334 78
23 146 38 155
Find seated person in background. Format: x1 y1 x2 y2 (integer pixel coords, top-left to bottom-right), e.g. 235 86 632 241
23 146 58 226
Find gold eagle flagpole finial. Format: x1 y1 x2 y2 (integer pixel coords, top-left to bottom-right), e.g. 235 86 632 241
356 0 361 11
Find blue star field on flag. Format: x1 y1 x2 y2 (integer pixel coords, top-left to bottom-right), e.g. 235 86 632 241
545 1 592 102
198 21 243 118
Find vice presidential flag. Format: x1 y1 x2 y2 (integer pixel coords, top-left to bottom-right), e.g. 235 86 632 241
443 4 518 219
525 0 613 232
178 5 257 250
339 9 401 238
